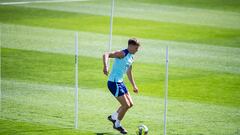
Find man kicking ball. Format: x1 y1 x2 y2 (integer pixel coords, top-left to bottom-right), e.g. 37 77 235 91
102 38 140 134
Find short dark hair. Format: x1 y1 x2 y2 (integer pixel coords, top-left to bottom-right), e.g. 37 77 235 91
128 38 140 46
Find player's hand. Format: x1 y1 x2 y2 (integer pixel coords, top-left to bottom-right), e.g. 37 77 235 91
103 66 109 76
133 86 138 94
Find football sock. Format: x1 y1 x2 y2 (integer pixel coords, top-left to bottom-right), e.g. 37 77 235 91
115 119 121 128
111 112 118 120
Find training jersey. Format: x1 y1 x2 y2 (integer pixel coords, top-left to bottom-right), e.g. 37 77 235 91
108 49 134 82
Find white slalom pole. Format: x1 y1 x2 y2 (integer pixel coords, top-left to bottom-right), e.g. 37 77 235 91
0 25 1 113
74 32 79 129
108 0 114 55
163 46 169 135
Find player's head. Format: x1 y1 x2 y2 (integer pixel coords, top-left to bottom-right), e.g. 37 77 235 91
128 38 140 54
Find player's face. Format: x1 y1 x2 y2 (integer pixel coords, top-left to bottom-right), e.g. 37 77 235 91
129 45 139 54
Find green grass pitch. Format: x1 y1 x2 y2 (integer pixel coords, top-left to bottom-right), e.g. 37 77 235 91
1 0 240 135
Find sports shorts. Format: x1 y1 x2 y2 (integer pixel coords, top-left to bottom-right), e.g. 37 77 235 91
107 81 128 97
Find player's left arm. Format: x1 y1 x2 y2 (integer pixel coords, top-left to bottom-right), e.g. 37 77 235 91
127 65 138 93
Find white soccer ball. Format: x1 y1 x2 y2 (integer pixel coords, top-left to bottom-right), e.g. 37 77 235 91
136 124 148 135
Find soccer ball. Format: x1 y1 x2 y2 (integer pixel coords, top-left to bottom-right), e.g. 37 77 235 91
136 124 148 135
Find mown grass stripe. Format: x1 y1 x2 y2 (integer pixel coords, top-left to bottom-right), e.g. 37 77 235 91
2 24 240 74
129 0 240 13
0 6 239 47
0 119 95 135
20 0 240 29
2 79 240 134
2 48 240 107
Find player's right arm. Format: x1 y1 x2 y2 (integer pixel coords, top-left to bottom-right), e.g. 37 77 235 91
102 50 125 76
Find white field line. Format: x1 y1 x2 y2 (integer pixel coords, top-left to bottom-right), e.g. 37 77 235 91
0 0 90 5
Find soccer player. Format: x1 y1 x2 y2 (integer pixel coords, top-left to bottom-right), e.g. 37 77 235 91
102 38 140 134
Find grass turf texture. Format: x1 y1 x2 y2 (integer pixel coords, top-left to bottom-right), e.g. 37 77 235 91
1 48 240 134
1 0 240 134
0 119 95 135
0 6 240 47
130 0 240 12
1 79 240 135
2 48 240 107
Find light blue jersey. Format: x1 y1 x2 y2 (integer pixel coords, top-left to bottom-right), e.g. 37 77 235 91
108 49 134 82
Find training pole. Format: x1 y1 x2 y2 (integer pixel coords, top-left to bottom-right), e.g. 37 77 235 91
163 46 169 135
108 0 114 54
0 26 1 113
74 32 79 129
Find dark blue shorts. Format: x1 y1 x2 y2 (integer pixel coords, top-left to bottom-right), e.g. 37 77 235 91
107 81 128 97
